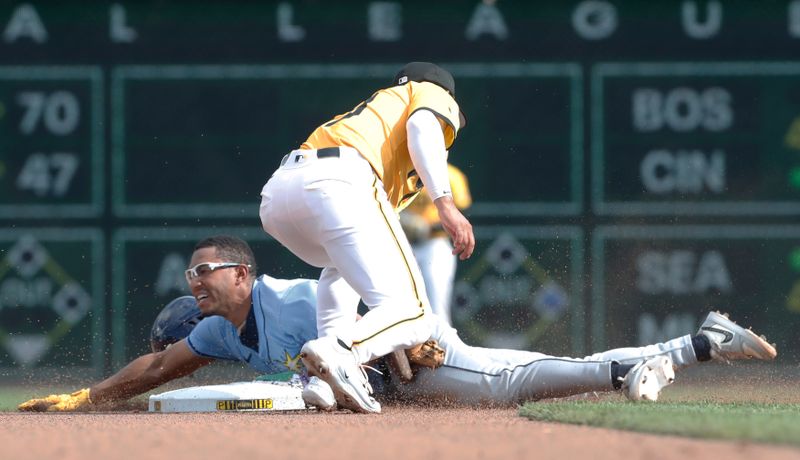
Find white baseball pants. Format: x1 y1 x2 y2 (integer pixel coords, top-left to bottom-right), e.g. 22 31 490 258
260 147 433 364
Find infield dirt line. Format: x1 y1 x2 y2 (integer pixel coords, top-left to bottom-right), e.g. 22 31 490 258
1 407 798 460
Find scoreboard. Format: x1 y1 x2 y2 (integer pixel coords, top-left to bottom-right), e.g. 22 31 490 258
111 64 582 218
593 63 800 215
592 226 800 353
1 1 800 375
0 67 103 218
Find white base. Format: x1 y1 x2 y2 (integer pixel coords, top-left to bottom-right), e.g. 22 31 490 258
148 380 309 413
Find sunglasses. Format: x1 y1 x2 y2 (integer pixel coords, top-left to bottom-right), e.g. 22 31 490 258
184 262 251 282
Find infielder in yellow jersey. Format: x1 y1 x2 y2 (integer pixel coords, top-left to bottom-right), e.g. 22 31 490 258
259 62 474 413
401 164 472 326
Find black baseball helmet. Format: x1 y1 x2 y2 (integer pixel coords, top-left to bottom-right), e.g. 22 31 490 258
393 62 466 128
150 296 204 352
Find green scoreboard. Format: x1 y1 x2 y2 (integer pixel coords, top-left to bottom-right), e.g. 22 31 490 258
0 67 103 218
592 226 800 354
1 2 800 376
593 63 800 215
452 226 583 356
111 64 581 218
0 229 104 377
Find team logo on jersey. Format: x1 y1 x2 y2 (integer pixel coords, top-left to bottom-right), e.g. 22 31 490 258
281 350 303 372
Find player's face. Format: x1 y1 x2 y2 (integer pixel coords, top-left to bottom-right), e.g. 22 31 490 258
186 246 240 317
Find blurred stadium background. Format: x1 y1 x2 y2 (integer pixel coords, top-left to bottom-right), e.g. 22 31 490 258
0 1 798 382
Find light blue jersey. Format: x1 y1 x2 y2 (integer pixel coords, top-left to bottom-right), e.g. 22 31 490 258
186 275 319 374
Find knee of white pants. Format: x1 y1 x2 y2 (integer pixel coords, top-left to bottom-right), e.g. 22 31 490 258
407 307 435 345
408 307 435 346
351 301 433 354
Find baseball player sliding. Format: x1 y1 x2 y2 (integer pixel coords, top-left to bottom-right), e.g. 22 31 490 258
19 236 777 413
259 62 474 413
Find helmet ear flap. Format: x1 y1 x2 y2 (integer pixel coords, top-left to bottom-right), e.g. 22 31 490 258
150 296 203 353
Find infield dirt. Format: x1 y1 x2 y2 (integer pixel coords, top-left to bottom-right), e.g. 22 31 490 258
1 404 799 460
3 364 798 460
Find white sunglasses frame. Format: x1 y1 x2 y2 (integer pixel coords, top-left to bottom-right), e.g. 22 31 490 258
184 262 251 282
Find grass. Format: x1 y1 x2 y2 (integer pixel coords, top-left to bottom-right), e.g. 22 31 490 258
519 400 800 446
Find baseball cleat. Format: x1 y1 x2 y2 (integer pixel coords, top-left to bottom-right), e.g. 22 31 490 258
698 311 777 362
622 356 675 402
302 376 337 411
300 337 381 414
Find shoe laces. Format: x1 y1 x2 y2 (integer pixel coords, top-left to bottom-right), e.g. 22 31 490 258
361 363 383 376
358 364 383 395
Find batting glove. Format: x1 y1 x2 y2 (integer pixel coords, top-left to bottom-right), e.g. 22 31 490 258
18 388 93 412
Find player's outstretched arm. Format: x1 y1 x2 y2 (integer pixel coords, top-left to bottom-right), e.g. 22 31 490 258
18 339 213 412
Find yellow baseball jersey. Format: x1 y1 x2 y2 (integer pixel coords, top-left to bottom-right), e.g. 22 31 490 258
301 81 462 210
404 164 472 232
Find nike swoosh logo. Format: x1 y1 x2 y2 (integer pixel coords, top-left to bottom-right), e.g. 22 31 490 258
702 326 734 343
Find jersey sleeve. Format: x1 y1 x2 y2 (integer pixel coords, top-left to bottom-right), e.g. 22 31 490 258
407 81 462 148
185 317 240 361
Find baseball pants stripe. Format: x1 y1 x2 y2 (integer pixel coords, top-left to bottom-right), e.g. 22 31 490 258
369 174 425 311
352 310 426 345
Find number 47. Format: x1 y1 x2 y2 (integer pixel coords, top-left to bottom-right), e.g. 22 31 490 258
16 152 79 197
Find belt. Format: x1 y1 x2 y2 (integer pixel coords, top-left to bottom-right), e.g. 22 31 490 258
280 147 342 166
317 147 341 158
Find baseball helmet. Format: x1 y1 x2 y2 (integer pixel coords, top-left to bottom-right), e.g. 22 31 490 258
393 62 466 128
150 295 204 352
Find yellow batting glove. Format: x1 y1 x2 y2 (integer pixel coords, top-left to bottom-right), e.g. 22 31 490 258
18 388 93 412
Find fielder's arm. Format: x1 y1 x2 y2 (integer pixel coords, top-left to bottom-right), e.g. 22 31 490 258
406 110 474 259
18 339 213 412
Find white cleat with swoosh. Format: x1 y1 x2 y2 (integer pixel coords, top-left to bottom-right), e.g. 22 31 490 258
300 336 381 414
698 311 777 362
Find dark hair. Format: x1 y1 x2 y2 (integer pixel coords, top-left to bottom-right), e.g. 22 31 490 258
194 235 258 279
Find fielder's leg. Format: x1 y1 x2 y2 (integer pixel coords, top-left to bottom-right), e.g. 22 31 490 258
316 267 361 338
319 172 433 363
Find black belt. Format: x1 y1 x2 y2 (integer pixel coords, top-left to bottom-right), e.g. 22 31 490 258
280 147 341 167
317 147 340 158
